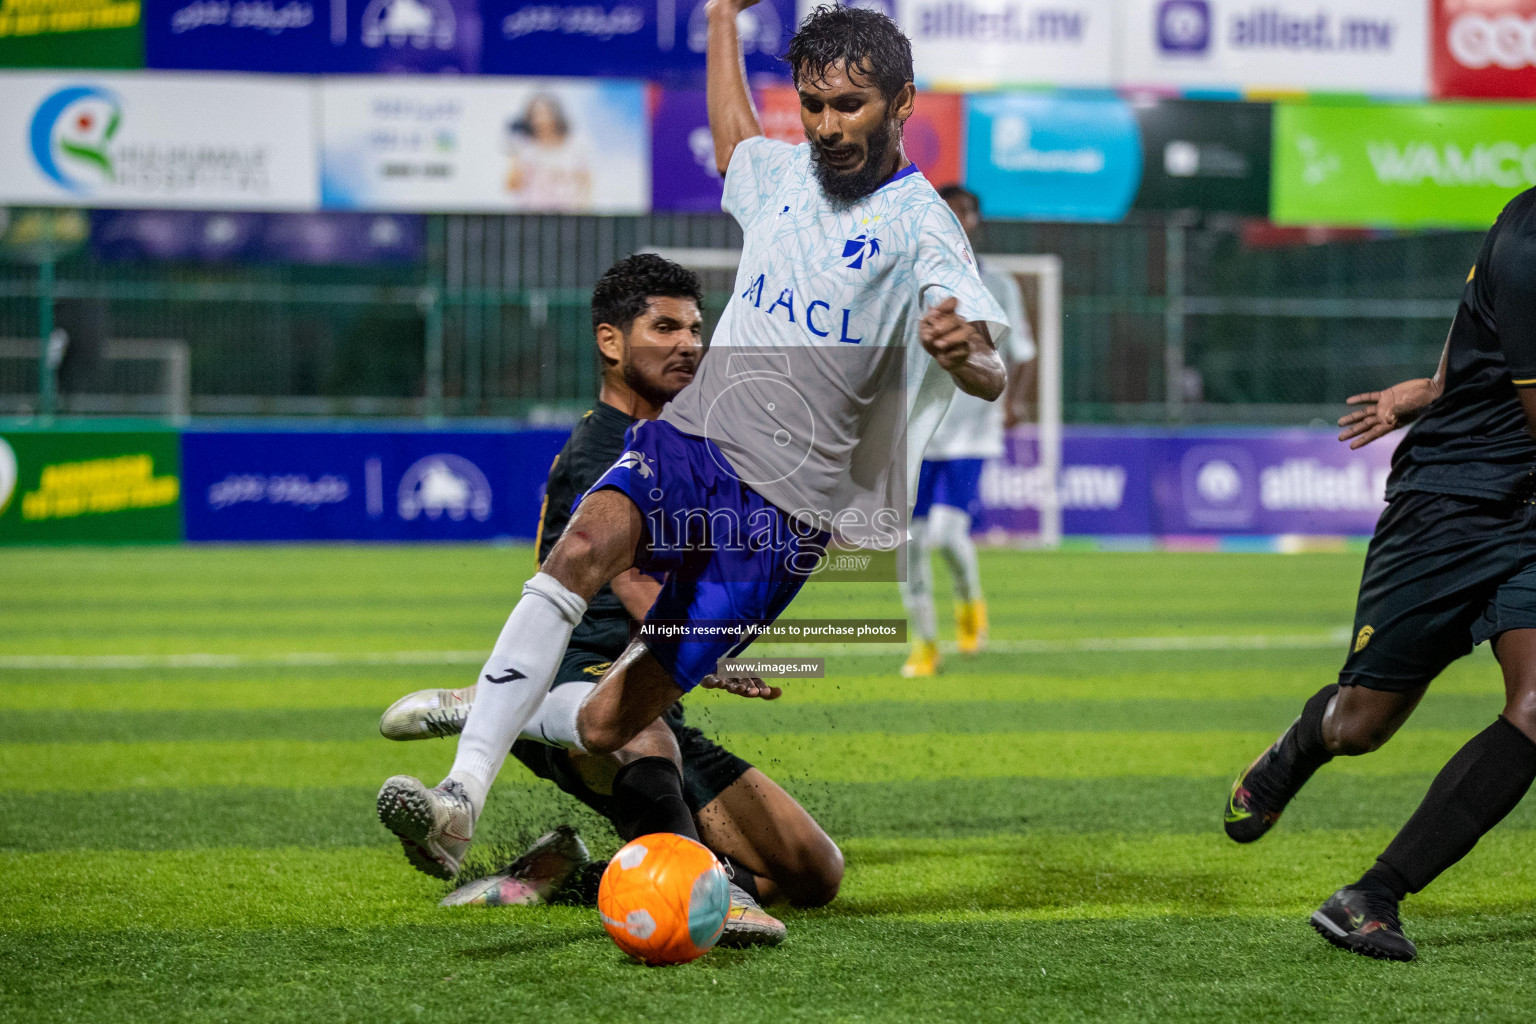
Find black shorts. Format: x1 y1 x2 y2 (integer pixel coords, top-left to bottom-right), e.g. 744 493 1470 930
508 647 753 820
1342 490 1536 692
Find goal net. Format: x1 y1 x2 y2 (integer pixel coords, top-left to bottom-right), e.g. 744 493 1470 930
644 248 1064 549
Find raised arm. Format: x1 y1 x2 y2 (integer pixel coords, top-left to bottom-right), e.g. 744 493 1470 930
706 0 764 176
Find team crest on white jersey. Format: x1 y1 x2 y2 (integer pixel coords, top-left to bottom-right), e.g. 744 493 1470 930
842 233 882 270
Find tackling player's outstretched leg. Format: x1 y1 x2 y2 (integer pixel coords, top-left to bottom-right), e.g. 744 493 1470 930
1224 187 1536 961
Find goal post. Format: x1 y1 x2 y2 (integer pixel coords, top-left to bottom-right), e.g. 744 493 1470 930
643 247 1065 549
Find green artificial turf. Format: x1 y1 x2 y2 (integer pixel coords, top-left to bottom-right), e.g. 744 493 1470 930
3 546 1533 1022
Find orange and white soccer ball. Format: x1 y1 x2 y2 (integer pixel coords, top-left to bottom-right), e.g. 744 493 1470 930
597 833 731 965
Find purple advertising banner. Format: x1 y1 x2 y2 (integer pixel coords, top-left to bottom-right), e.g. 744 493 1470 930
1153 431 1394 536
91 211 425 264
650 88 722 213
974 427 1397 538
976 429 1159 538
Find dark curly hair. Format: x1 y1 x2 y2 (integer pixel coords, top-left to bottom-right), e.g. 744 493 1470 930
785 4 913 103
590 253 703 335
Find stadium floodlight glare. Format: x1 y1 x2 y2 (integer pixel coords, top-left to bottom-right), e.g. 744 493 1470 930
643 247 1064 548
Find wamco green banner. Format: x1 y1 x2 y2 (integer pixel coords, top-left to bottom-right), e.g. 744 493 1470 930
1273 104 1536 229
0 430 181 543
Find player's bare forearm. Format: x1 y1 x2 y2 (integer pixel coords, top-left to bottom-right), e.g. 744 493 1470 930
947 337 1006 400
705 0 763 175
920 296 1004 401
1336 339 1449 449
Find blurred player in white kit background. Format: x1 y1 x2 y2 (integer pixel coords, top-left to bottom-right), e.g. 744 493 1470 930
900 185 1036 677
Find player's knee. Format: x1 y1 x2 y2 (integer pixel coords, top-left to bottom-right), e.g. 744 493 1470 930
578 719 633 756
1324 714 1396 756
576 705 637 756
780 840 844 908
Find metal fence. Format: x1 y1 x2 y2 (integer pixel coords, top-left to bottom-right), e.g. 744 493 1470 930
0 212 1482 425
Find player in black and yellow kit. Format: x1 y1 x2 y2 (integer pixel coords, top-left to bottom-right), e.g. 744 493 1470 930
1225 189 1536 961
381 255 842 945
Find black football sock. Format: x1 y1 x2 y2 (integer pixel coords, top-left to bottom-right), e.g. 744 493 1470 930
721 854 760 902
1358 716 1536 900
610 756 700 843
1275 682 1339 783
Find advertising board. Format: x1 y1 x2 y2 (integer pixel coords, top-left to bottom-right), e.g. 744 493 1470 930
0 72 319 210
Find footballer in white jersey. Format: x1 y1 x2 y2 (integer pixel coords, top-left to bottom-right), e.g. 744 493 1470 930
376 1 1010 883
900 185 1038 676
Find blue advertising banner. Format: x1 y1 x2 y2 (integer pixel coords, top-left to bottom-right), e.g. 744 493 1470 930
181 430 567 541
1152 431 1393 537
975 427 1395 538
145 0 481 73
481 0 793 84
91 211 425 264
977 429 1157 538
177 425 1394 544
964 92 1142 222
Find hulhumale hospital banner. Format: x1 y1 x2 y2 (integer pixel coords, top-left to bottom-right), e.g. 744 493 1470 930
976 428 1396 538
1272 102 1536 229
320 77 649 213
0 72 320 210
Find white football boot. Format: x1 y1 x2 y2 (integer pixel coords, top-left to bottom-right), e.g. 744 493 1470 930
377 775 476 879
379 687 474 741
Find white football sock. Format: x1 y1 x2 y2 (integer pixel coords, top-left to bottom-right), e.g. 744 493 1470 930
518 680 594 753
446 572 587 814
931 504 982 603
899 517 938 643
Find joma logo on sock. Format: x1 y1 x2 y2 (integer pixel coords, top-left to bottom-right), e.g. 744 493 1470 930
485 668 527 684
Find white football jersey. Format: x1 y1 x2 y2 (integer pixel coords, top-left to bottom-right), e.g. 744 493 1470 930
660 136 1009 526
924 263 1036 461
